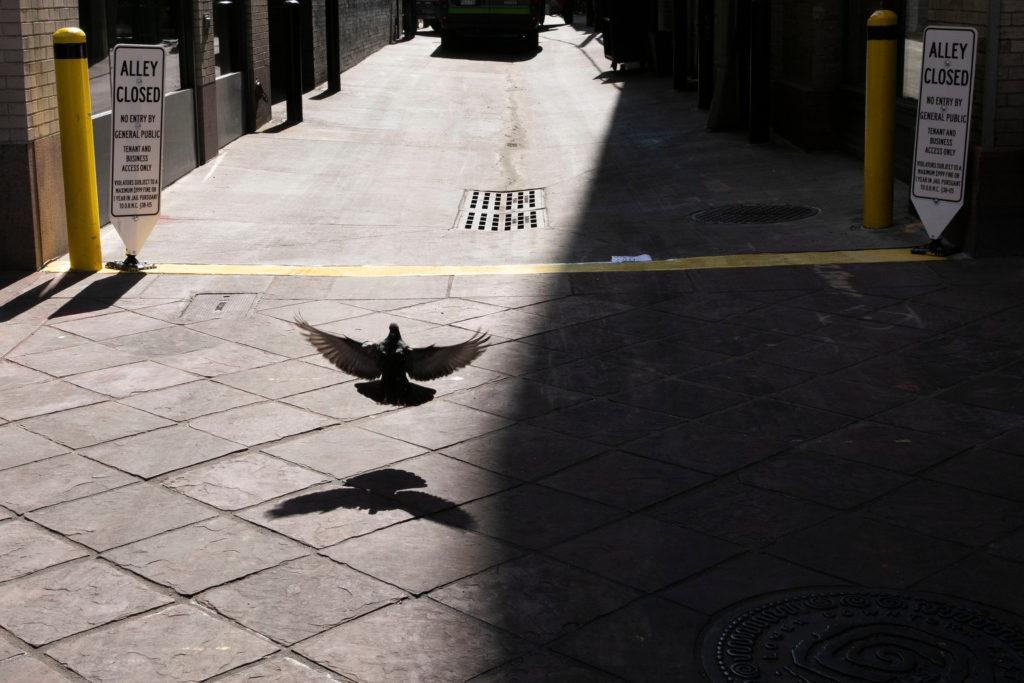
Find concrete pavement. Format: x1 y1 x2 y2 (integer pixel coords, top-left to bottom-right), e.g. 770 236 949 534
4 14 1024 683
2 255 1024 680
79 20 924 268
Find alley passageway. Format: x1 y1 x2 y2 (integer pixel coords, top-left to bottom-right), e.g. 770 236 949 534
86 19 920 268
2 13 1024 683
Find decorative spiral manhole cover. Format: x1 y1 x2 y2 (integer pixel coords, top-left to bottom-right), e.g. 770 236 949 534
691 204 820 224
701 588 1024 682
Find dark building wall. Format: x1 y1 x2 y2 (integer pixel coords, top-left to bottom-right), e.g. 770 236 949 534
339 0 398 72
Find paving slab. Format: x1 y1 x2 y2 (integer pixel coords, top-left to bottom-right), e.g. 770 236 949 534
623 421 790 475
359 400 512 450
325 518 521 594
65 360 198 398
282 381 401 421
190 401 334 446
103 324 225 358
433 554 639 643
47 603 277 682
0 520 89 582
0 424 68 470
0 655 73 682
28 482 215 551
662 552 841 615
440 484 623 550
295 598 526 682
120 379 262 420
551 515 740 592
80 424 245 478
12 341 142 377
239 483 413 548
769 515 971 588
104 517 308 595
552 597 707 682
0 454 137 513
0 559 172 645
216 656 341 682
164 451 328 509
199 555 404 644
442 424 607 480
652 478 832 547
49 310 171 341
0 379 104 421
262 424 426 478
540 451 710 511
215 358 347 399
470 652 622 683
19 401 174 449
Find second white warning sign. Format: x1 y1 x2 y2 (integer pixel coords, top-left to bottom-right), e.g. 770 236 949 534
110 44 165 218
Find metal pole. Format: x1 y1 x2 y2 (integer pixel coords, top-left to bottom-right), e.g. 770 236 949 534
697 0 713 109
863 9 898 229
52 28 102 272
748 0 770 143
215 1 234 73
285 0 303 123
672 0 689 90
326 0 340 92
982 0 1001 148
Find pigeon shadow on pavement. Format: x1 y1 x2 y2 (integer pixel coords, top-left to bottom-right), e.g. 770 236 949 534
355 380 436 407
267 468 473 527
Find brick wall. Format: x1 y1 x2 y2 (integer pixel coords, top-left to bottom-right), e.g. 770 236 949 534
0 0 78 145
996 1 1024 147
339 0 397 72
0 0 77 268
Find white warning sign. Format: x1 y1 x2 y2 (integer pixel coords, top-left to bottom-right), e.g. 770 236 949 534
910 27 977 240
109 44 165 255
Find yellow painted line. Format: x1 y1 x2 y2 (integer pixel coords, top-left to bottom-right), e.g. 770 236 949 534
42 248 943 278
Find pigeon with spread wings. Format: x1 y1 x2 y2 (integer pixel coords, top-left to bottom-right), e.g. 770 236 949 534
295 317 490 403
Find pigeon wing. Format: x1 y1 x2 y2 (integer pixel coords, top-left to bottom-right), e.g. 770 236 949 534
294 317 383 379
405 331 490 381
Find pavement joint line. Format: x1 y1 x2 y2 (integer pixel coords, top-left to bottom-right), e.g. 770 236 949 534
42 248 944 278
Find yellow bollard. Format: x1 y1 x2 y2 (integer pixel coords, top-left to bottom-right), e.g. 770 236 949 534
53 27 102 272
863 10 899 229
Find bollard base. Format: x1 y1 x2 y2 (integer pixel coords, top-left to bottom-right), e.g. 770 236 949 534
106 254 156 272
911 238 959 257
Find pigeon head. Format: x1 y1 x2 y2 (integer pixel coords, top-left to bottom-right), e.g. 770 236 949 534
388 323 401 338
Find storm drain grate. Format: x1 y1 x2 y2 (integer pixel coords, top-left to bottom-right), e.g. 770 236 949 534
456 189 548 231
180 293 259 322
691 204 820 224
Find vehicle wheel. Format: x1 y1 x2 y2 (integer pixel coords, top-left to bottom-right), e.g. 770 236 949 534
529 30 539 50
441 31 453 49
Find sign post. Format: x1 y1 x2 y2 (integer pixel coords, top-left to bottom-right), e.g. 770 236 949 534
910 26 977 256
107 44 165 270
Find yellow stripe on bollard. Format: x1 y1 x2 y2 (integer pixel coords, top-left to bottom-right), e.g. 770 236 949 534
53 27 102 272
863 10 899 229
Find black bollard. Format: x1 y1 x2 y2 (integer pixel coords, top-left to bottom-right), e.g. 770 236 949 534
326 0 340 92
697 0 714 109
285 0 302 123
672 0 689 91
215 1 234 73
748 0 770 143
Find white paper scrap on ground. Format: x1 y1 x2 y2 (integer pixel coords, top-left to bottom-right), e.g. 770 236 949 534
611 254 653 263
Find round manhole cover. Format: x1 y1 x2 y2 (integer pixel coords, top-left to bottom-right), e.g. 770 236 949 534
691 204 820 224
701 588 1024 682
